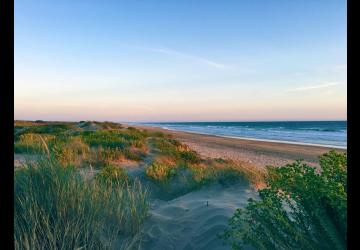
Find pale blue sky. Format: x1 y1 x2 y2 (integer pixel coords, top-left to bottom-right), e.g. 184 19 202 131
15 0 347 122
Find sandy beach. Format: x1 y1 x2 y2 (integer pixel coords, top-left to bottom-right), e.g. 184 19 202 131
132 124 346 169
129 125 346 249
14 121 347 249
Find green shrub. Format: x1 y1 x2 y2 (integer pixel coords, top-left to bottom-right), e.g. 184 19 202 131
221 150 347 250
14 158 149 250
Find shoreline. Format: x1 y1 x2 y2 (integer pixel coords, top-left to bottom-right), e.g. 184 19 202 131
155 126 347 149
130 124 346 169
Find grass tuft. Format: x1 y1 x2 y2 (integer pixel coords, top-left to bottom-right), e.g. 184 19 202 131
14 157 149 250
96 165 129 184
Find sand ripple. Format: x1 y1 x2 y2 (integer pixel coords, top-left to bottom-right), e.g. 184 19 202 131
140 182 258 250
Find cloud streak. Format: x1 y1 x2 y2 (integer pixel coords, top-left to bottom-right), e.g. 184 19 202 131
143 47 226 69
286 82 343 92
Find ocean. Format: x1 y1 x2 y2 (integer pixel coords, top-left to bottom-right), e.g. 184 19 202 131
141 121 347 149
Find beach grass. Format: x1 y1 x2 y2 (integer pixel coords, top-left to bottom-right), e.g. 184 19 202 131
95 164 130 184
14 133 56 154
14 122 150 168
14 157 149 250
145 136 265 198
146 158 265 199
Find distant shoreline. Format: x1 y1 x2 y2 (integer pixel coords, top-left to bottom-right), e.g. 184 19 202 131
155 125 346 149
135 123 347 150
130 123 346 169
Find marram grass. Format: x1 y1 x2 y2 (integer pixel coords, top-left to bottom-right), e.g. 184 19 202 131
14 157 149 250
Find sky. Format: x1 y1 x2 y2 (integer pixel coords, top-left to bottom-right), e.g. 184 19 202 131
14 0 347 122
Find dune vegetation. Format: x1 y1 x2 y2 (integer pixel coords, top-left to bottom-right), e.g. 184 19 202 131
221 150 347 250
14 121 346 249
14 157 148 250
14 121 265 249
145 136 265 199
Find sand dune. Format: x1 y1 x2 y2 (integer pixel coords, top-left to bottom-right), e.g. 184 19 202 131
140 182 257 250
15 123 346 249
122 125 346 249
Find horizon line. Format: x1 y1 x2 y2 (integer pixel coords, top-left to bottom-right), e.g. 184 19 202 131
14 119 347 123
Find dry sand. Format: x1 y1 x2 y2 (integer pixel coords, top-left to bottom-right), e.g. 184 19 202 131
140 182 257 250
126 124 346 249
132 124 346 169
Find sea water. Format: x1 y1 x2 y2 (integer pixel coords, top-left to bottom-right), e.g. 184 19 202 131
141 121 347 149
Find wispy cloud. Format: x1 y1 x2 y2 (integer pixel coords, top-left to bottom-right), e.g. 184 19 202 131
141 47 226 69
286 82 343 92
